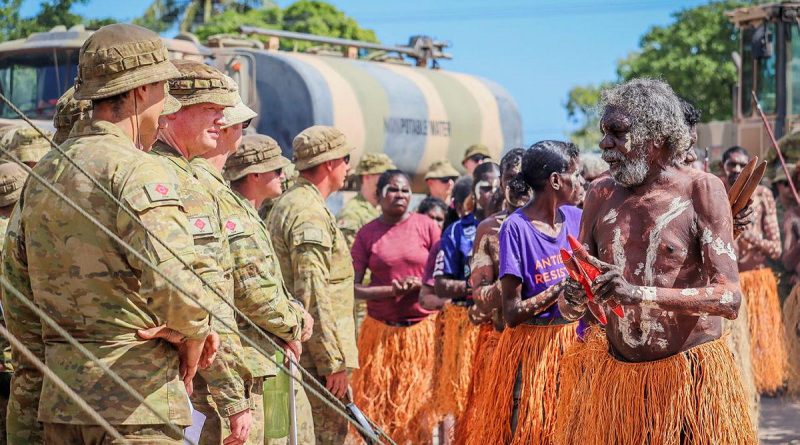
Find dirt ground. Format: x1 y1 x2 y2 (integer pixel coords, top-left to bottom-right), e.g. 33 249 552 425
759 395 800 444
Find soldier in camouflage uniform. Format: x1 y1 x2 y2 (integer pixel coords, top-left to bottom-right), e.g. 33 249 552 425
227 133 318 445
191 86 313 444
1 127 53 168
1 23 218 444
336 153 395 336
52 86 92 145
0 162 26 445
149 59 254 445
266 126 359 444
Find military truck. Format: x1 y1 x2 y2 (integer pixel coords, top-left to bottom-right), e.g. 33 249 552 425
697 2 800 165
0 24 522 188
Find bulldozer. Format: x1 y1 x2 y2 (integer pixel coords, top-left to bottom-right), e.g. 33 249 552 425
697 1 800 169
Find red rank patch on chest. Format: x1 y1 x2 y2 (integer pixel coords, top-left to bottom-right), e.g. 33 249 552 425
226 220 236 231
194 218 206 230
155 184 169 196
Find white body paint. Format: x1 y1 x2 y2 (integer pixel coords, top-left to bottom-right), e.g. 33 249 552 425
643 198 691 286
720 290 734 304
681 288 699 296
611 228 626 268
602 209 618 225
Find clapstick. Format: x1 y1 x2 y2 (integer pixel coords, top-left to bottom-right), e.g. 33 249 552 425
731 160 767 216
727 156 758 206
561 249 608 325
566 235 625 318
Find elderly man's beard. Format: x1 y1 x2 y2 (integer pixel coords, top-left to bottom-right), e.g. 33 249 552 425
602 144 649 187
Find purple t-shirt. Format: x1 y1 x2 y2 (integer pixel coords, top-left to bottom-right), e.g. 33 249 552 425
498 205 582 320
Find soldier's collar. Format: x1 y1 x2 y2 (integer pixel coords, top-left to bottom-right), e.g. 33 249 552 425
151 140 192 173
295 176 325 202
69 119 135 144
190 157 225 184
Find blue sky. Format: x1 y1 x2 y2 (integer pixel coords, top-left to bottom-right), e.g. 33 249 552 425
21 0 710 144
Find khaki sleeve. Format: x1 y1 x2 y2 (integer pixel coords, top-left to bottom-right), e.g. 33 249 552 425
1 206 45 444
117 165 211 341
290 223 345 376
196 334 250 417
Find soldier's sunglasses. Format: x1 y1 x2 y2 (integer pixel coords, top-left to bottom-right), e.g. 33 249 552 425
242 119 253 129
343 154 351 164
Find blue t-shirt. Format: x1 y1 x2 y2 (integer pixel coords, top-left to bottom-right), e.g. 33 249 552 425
433 213 478 281
498 205 582 319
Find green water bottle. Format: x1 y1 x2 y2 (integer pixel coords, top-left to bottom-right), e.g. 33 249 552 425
263 351 290 439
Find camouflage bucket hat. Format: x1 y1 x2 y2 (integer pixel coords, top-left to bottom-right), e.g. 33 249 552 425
54 86 92 132
424 160 461 180
292 125 353 171
224 134 290 182
169 60 238 108
161 87 182 116
221 75 256 129
354 153 396 176
74 24 182 101
0 162 27 207
4 127 54 164
462 143 492 163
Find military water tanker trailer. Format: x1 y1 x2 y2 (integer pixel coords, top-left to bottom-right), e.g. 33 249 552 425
210 27 522 187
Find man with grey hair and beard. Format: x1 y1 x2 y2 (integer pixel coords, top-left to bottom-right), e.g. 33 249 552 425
554 78 758 445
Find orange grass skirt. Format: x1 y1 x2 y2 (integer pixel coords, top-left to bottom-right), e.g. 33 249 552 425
463 322 578 445
453 323 502 445
351 315 437 445
432 304 481 420
554 330 757 445
742 268 788 394
722 288 759 428
784 283 800 396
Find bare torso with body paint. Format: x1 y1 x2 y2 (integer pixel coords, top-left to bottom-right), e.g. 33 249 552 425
581 166 742 362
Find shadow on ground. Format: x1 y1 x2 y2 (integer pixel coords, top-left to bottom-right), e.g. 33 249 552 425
760 396 800 444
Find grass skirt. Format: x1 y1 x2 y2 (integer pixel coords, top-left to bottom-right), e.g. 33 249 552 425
554 330 757 445
351 315 436 445
784 283 800 396
463 322 577 445
722 289 759 428
454 323 501 445
432 304 481 420
742 268 788 394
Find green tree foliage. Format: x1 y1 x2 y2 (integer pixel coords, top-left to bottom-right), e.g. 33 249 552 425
564 83 609 150
135 0 277 34
565 1 746 145
192 0 378 51
0 0 114 42
617 0 744 122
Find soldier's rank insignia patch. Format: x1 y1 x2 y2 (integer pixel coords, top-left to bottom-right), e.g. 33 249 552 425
224 217 246 237
188 216 214 236
144 183 180 202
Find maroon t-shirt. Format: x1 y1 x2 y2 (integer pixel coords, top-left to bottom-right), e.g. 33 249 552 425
352 213 441 323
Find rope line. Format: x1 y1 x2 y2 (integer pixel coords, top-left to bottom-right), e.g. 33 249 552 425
0 92 393 444
0 323 128 444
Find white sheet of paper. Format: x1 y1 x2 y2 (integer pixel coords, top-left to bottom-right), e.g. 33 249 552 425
184 401 206 445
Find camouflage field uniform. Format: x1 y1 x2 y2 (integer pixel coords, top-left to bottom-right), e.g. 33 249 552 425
192 155 308 444
336 153 394 336
159 59 257 445
0 162 26 445
267 126 358 444
1 24 214 445
225 133 317 445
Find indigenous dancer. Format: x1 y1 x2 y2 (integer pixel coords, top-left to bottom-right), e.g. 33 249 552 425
778 163 800 395
556 78 757 445
721 146 786 396
471 141 584 445
432 162 499 428
454 148 530 445
350 170 440 444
